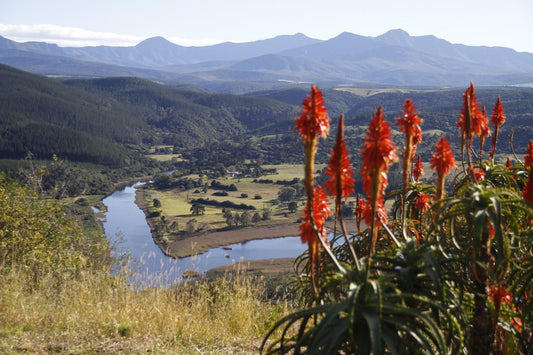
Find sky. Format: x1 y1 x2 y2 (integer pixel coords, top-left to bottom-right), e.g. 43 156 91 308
1 0 532 53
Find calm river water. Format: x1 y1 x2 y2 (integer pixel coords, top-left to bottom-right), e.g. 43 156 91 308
100 184 306 286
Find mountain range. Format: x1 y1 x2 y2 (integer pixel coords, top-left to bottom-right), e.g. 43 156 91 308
1 29 533 92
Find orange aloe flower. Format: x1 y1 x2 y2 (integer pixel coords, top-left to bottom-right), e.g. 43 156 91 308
294 84 329 143
360 106 397 253
295 85 330 199
414 192 431 214
299 186 332 269
361 106 398 198
472 168 485 182
413 154 424 182
523 140 533 204
489 283 512 308
506 157 512 168
457 82 490 164
479 106 491 159
396 99 423 189
362 197 387 227
490 96 506 158
430 136 456 200
524 140 533 168
489 283 522 333
325 114 355 201
355 194 365 233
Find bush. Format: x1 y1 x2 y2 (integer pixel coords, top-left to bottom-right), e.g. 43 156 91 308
190 198 255 210
152 198 162 208
0 174 110 280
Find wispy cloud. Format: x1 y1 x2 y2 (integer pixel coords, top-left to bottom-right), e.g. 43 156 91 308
0 24 222 47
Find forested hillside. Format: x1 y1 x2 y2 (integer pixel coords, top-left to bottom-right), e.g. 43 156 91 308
0 64 299 166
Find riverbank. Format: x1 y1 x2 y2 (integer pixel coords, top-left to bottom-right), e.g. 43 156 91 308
165 223 301 258
206 257 297 276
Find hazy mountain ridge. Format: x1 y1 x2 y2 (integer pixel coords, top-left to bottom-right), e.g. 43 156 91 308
1 29 532 90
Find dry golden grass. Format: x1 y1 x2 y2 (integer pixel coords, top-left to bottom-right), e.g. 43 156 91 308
0 268 295 354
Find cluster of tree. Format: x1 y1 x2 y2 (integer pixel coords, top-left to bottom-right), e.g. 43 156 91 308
189 198 255 210
274 178 302 186
152 174 204 190
210 180 238 191
253 178 274 184
277 184 305 202
223 209 270 228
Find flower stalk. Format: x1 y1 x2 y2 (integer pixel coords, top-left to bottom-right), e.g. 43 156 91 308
430 137 456 201
360 106 397 255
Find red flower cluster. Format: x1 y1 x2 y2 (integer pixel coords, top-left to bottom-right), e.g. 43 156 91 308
457 83 491 160
457 83 491 141
360 106 397 253
325 114 355 200
472 168 485 182
413 154 424 182
414 192 431 214
361 197 387 227
524 140 533 168
396 99 423 159
299 186 332 271
396 99 423 189
299 186 332 244
430 137 456 200
360 106 398 198
489 283 522 332
523 140 533 204
491 96 506 128
430 137 456 177
294 84 330 143
489 283 512 308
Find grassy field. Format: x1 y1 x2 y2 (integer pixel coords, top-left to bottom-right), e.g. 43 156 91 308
145 154 184 162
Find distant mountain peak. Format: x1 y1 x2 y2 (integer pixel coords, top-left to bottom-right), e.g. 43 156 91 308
135 36 178 49
376 29 410 41
378 29 410 38
375 29 414 47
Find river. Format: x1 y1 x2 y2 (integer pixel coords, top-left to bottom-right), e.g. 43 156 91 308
100 184 307 286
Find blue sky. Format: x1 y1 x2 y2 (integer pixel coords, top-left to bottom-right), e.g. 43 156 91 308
1 0 532 53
